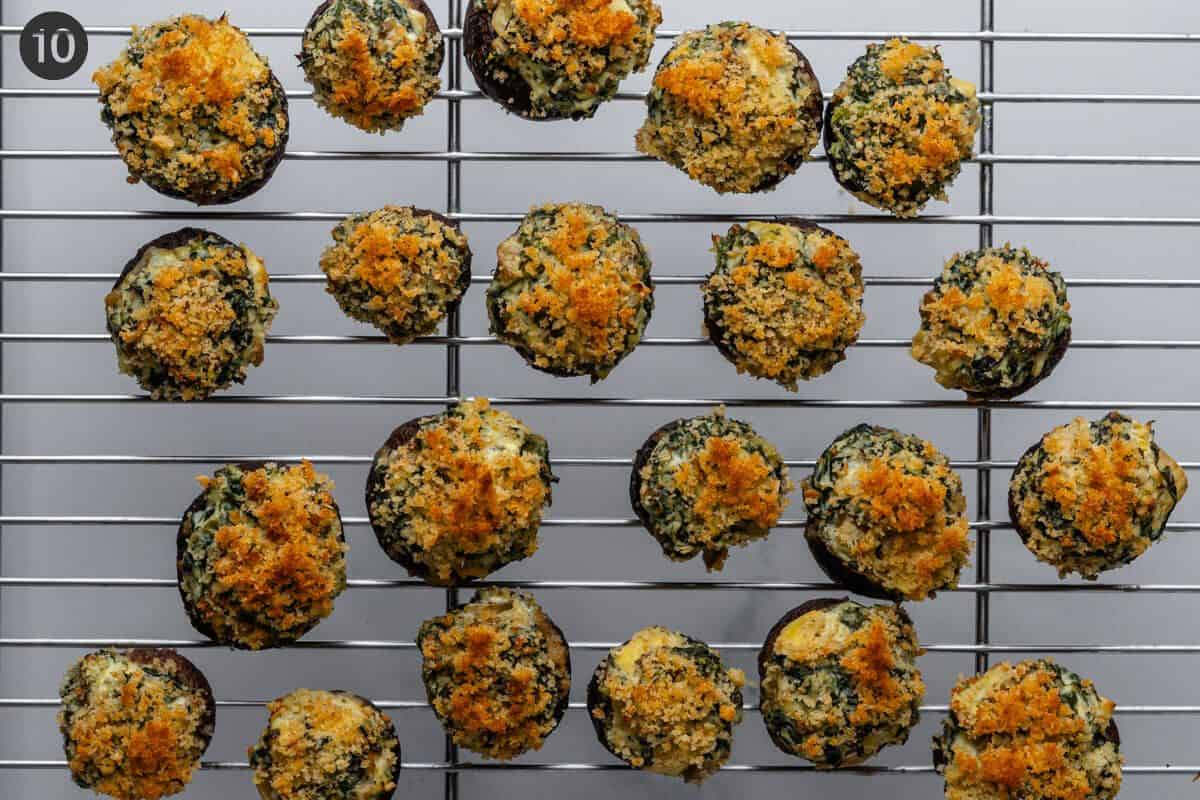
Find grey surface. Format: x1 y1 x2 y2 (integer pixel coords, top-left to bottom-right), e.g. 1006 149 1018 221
2 0 1200 797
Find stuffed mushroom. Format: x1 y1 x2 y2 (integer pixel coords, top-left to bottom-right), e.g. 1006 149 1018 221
300 0 444 133
636 22 823 194
177 460 348 650
59 648 216 800
418 588 570 759
486 203 654 381
631 408 792 570
911 245 1071 400
933 659 1122 800
704 220 866 389
758 599 924 768
588 626 744 783
94 14 289 205
826 38 979 217
802 424 971 601
366 398 555 585
250 689 401 800
463 0 662 120
1010 412 1188 579
320 206 472 344
105 228 278 401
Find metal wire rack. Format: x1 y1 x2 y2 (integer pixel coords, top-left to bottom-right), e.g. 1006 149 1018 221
2 0 1200 794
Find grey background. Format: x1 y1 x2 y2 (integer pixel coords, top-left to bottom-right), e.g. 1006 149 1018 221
2 0 1199 797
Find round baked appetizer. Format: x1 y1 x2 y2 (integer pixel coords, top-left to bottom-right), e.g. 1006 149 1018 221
1010 412 1188 579
177 460 348 650
250 689 401 800
105 228 278 401
630 408 792 570
703 221 866 390
486 203 654 381
58 648 215 800
300 0 444 133
758 599 924 768
826 38 980 217
911 245 1072 400
320 206 472 344
418 588 570 759
933 659 1121 800
463 0 662 121
802 424 971 601
366 398 554 585
636 22 823 194
587 626 744 783
93 14 289 205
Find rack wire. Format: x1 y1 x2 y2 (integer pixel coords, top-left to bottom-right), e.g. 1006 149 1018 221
2 0 1200 791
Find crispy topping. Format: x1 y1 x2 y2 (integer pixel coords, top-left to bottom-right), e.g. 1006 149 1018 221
321 207 470 344
419 588 569 759
182 461 346 649
301 1 442 133
93 15 287 200
1012 413 1188 578
828 38 979 216
251 689 399 800
371 399 553 584
911 245 1070 397
637 22 820 193
488 203 653 380
705 222 865 388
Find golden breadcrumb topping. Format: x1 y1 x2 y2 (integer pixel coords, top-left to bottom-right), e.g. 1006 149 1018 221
105 235 277 401
636 22 820 193
705 222 865 388
371 398 552 584
763 602 924 766
593 627 744 783
301 1 442 133
939 661 1122 800
60 651 209 800
419 588 570 759
251 689 398 800
828 38 980 216
1011 413 1188 578
93 15 286 200
321 206 470 344
185 461 347 649
488 203 653 380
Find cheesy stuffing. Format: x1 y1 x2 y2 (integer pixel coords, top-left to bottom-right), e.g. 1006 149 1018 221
321 206 471 344
300 0 443 133
59 649 212 800
636 409 792 571
827 38 980 216
93 15 288 204
418 588 571 759
590 627 744 783
178 461 348 649
760 601 924 767
803 424 971 600
637 22 822 193
704 222 866 389
368 399 554 585
250 689 399 800
933 660 1122 800
487 203 654 381
912 246 1071 398
473 0 661 118
105 231 278 401
1010 413 1187 578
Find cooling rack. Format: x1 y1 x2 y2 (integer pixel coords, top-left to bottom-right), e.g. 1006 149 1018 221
1 0 1200 797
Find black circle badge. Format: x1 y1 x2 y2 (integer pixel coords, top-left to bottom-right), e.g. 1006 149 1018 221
20 12 88 81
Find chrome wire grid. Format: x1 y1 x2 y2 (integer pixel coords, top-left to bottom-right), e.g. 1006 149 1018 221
2 0 1200 790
